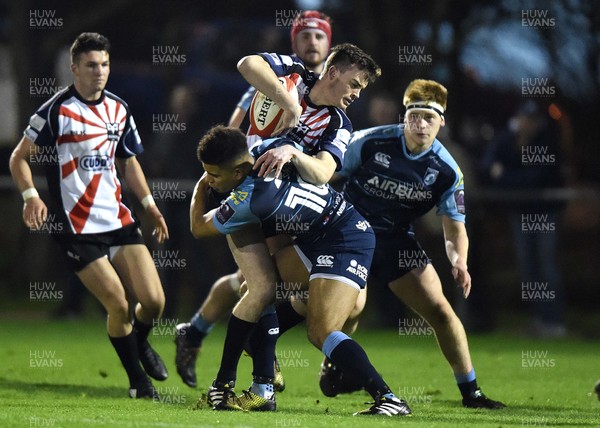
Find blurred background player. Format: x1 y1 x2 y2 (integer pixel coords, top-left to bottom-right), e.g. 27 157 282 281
480 101 567 338
9 33 169 399
228 10 332 129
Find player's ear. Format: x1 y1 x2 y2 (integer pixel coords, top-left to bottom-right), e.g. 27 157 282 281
440 116 446 127
326 65 339 80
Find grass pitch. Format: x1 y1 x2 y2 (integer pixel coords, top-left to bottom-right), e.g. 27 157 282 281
0 317 598 427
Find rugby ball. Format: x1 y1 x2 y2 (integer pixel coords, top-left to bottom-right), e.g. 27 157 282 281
249 76 298 138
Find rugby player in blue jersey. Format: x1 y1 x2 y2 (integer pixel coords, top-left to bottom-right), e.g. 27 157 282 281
189 125 411 416
175 37 380 391
175 12 334 391
275 79 506 409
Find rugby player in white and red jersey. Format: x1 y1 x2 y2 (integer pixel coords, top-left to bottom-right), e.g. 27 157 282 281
10 32 169 399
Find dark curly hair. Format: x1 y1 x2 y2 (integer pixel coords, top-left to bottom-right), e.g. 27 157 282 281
197 125 248 165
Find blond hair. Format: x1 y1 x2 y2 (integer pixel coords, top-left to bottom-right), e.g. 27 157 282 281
403 79 448 110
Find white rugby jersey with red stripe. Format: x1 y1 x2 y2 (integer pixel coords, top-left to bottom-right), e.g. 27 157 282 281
24 85 143 234
247 53 352 170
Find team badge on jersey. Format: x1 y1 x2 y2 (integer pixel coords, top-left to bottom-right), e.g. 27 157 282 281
215 203 235 224
454 189 465 214
423 167 439 186
106 122 120 142
287 121 311 144
374 152 391 168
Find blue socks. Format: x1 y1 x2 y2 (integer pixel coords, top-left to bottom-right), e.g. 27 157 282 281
186 313 215 347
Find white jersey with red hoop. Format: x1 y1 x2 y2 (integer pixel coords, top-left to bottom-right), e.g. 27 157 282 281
24 85 143 234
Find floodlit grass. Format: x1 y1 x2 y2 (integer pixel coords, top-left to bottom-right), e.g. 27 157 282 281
0 318 598 427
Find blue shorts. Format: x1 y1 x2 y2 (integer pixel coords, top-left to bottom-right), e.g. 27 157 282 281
294 210 375 290
370 228 431 285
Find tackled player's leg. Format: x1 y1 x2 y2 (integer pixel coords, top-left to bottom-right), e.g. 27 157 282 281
306 277 411 416
176 270 242 387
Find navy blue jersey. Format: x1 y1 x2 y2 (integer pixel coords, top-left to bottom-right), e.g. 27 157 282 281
213 171 355 243
339 124 465 233
247 53 352 170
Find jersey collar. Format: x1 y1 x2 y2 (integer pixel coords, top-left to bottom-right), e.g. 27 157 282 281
69 84 106 105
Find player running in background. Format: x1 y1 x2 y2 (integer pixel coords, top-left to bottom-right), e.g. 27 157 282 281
273 79 506 409
175 38 380 388
9 33 169 399
190 126 411 416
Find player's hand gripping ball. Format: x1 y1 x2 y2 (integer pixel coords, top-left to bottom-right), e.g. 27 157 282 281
249 76 299 138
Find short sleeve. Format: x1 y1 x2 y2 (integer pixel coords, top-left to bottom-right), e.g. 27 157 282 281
116 114 143 158
213 180 261 234
338 130 368 177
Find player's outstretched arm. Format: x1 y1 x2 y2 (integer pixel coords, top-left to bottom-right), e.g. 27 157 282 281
9 136 48 230
116 157 169 243
237 55 302 134
442 216 471 298
189 173 220 238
